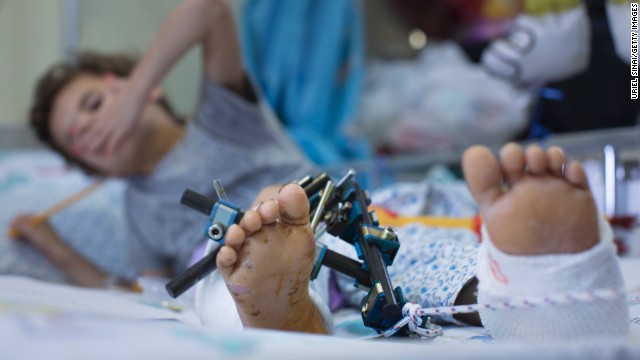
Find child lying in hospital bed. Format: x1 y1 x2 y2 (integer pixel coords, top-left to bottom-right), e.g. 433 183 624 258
12 0 315 288
7 0 629 343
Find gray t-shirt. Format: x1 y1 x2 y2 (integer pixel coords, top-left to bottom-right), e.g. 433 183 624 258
125 78 315 274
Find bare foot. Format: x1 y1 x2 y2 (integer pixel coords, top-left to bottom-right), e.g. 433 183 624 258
216 184 327 333
462 143 599 255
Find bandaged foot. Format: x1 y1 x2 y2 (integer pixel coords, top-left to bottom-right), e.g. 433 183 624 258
607 0 633 65
216 184 327 333
462 143 628 341
482 0 590 86
463 143 599 255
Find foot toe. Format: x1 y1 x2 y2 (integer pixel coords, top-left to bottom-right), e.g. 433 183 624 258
240 210 262 235
525 144 548 175
565 160 590 189
224 224 246 250
257 200 278 225
277 184 310 225
499 142 526 185
546 146 566 177
216 246 238 275
462 145 502 209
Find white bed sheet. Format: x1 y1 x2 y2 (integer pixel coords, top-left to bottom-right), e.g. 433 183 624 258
1 259 639 360
2 150 639 359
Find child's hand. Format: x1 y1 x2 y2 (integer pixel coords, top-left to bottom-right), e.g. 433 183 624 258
72 75 147 157
9 214 68 259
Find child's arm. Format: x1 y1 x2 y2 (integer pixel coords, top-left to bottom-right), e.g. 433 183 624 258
125 0 244 97
10 214 110 288
76 0 243 156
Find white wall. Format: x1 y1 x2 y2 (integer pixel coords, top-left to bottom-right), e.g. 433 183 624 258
0 0 245 129
0 0 64 126
78 0 199 118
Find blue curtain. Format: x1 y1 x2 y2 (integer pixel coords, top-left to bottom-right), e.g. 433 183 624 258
241 0 370 165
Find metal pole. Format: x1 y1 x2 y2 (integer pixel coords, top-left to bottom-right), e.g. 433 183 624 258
604 144 617 217
61 0 80 60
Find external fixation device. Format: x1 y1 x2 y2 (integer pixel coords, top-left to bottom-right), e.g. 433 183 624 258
166 171 412 335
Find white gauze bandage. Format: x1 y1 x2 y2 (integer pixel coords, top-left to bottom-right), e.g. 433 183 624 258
476 214 629 342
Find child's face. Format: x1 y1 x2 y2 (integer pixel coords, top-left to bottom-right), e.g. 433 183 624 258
49 74 153 176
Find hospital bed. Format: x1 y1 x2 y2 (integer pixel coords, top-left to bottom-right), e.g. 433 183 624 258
1 125 639 359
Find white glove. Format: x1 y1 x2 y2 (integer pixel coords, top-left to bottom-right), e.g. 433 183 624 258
482 0 591 87
607 0 634 65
